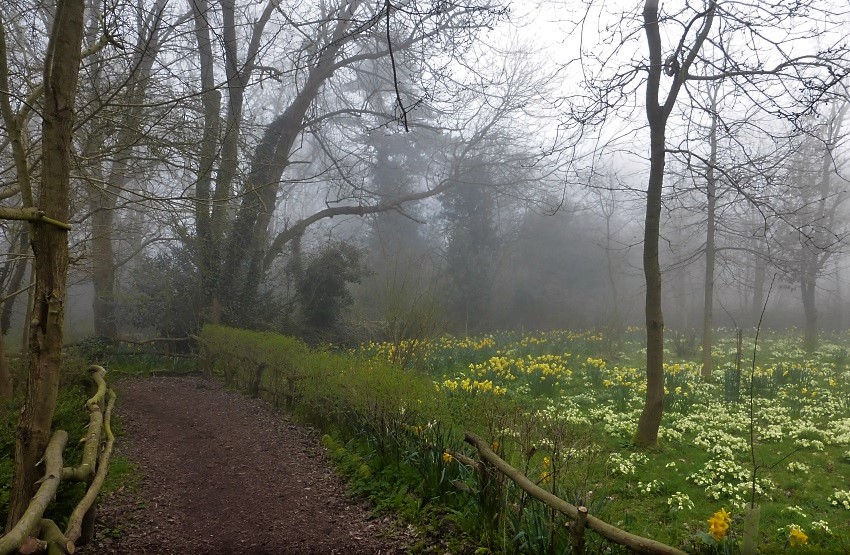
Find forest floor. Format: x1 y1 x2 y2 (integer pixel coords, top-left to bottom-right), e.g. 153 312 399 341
80 376 419 554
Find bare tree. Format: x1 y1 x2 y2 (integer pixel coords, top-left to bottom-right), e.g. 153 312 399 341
1 0 88 528
775 100 850 351
573 0 850 446
180 0 523 326
84 0 170 339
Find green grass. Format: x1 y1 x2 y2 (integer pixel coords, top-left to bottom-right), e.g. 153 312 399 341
101 455 139 496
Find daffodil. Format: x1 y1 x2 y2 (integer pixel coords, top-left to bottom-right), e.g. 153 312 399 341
789 525 808 547
707 508 731 541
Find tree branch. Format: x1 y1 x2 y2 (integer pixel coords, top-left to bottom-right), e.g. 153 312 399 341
0 207 72 231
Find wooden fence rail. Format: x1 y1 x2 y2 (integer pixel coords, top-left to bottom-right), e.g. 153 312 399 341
464 432 688 555
0 366 116 555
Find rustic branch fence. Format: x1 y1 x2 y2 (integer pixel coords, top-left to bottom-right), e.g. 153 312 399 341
464 432 688 555
0 366 116 555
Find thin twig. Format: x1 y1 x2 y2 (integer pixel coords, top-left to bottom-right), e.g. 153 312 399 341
749 273 776 506
0 281 34 304
385 1 409 132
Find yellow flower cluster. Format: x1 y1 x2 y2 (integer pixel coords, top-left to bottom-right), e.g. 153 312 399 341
663 362 699 375
437 377 507 396
517 354 572 382
789 525 808 547
707 508 731 541
436 335 496 351
603 366 643 390
359 338 433 365
467 353 572 386
515 330 602 346
586 357 606 370
469 356 515 380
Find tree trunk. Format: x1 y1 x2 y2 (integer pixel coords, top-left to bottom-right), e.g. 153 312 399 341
6 0 85 529
191 0 276 323
637 0 715 447
801 261 817 353
91 202 116 338
635 1 667 448
0 228 29 335
701 91 718 378
636 116 666 447
798 102 848 353
601 193 620 329
190 0 222 324
834 259 843 330
0 230 28 400
88 0 166 339
219 26 347 314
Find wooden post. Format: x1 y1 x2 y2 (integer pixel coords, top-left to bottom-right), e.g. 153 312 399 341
249 364 266 398
197 338 215 379
571 506 588 554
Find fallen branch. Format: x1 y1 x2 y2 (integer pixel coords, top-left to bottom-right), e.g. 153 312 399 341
464 432 688 555
63 366 107 482
65 388 116 545
0 431 68 555
38 519 74 555
0 367 117 554
115 336 193 345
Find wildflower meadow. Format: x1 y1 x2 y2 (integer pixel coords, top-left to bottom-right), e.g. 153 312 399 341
357 328 850 552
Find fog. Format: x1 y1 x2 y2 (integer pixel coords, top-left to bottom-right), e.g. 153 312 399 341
1 0 849 349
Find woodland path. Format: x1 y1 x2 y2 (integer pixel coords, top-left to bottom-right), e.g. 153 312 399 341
81 376 416 554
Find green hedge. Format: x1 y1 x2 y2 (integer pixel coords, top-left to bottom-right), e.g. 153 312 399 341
198 325 446 436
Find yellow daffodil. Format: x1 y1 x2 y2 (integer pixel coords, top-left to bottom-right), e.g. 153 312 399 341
707 508 731 541
789 526 808 547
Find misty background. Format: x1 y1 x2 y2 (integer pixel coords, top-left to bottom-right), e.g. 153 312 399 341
2 0 849 348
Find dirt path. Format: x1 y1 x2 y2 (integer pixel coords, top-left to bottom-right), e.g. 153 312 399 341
82 376 416 554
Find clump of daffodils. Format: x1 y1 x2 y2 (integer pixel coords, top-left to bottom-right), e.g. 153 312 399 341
707 508 731 541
